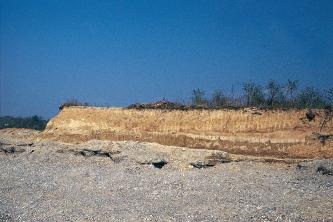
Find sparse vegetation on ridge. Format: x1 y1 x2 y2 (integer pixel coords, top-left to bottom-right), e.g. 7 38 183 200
128 80 332 110
59 98 90 110
192 80 332 109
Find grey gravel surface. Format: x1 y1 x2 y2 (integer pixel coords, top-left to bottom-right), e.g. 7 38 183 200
0 130 333 221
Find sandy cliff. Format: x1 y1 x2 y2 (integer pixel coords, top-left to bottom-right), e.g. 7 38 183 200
40 107 333 159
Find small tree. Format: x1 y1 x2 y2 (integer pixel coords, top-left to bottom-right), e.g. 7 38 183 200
266 80 285 107
325 88 333 106
296 87 325 108
210 90 226 107
285 79 298 107
242 82 264 106
191 88 206 106
285 80 298 99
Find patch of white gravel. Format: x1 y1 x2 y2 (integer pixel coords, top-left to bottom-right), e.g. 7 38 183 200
0 131 332 221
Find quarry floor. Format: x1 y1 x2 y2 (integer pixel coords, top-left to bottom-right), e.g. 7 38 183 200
0 129 332 221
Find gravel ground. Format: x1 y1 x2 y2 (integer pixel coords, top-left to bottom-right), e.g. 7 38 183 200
0 129 333 221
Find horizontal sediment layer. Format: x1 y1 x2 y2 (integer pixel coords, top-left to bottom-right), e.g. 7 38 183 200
40 107 333 159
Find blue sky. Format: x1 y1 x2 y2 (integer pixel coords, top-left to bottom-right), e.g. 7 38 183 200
1 0 332 118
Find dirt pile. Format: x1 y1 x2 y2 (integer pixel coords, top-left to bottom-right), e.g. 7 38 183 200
40 106 333 159
127 100 189 110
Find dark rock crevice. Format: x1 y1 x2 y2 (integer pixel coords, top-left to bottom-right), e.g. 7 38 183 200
139 160 168 169
317 166 333 176
56 148 124 162
0 147 25 154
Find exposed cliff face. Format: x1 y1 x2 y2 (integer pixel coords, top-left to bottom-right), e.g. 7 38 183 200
40 107 333 159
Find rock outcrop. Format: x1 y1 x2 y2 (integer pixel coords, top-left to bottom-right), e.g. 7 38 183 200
40 107 333 159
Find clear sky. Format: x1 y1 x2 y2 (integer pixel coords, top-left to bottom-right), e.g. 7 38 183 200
1 0 332 118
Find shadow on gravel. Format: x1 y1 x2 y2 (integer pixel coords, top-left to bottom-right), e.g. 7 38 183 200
317 166 333 176
140 160 168 169
0 213 13 222
0 147 25 154
297 161 333 176
56 149 124 162
77 149 120 158
190 162 216 169
191 152 232 169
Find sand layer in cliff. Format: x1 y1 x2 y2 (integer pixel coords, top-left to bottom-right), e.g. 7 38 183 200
40 107 333 159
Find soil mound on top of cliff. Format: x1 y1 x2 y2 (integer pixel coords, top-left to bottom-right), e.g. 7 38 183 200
127 100 191 110
126 100 241 110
